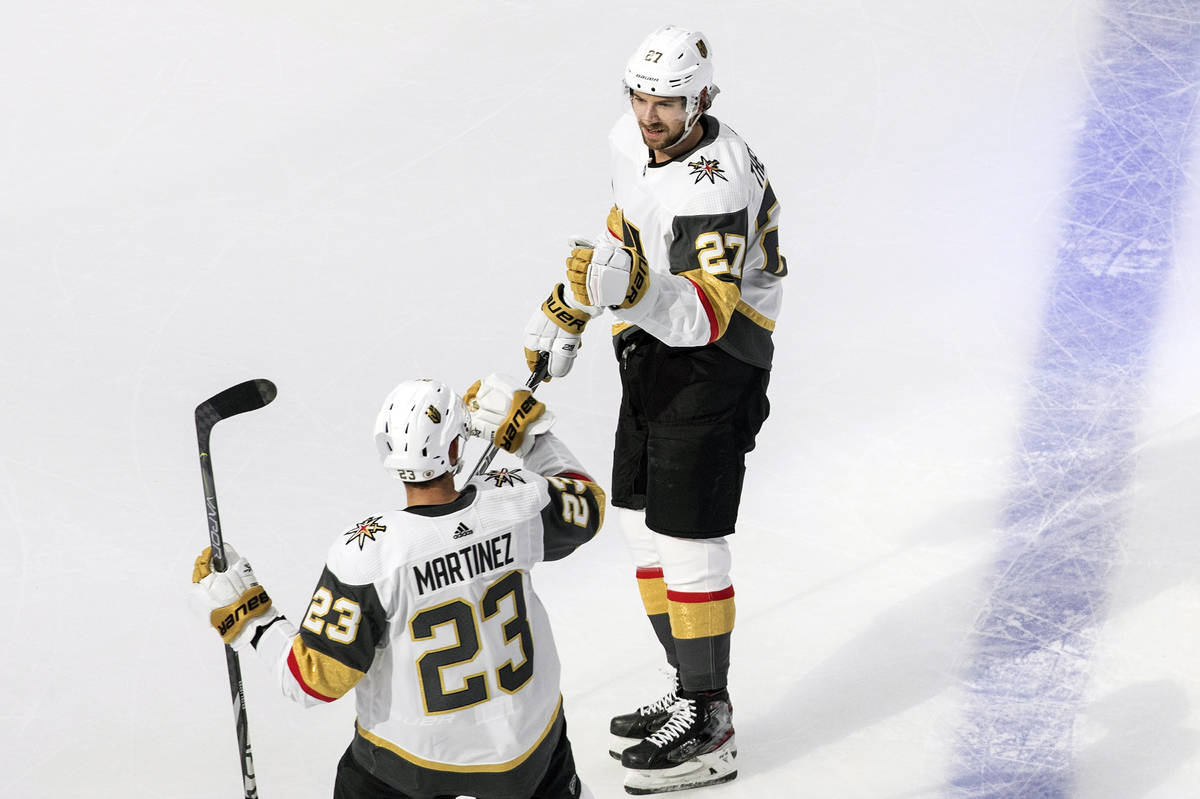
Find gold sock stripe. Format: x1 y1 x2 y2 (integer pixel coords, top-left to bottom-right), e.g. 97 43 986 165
667 590 736 640
636 568 668 616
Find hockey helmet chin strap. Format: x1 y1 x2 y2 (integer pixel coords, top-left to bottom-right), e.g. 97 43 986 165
661 86 718 151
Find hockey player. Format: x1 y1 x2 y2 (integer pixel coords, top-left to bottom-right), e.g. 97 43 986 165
191 375 604 799
523 24 784 794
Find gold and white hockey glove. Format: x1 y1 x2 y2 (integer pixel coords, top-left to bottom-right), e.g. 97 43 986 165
566 237 649 309
464 373 556 457
191 545 278 651
523 283 595 381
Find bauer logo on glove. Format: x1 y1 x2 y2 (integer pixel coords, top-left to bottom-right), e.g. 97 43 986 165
191 545 278 649
465 374 556 457
216 588 271 639
523 283 593 380
497 392 542 453
545 288 590 332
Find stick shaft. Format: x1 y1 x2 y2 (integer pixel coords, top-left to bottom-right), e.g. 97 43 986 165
194 379 275 798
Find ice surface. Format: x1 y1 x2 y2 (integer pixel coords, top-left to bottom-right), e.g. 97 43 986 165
1 2 1197 798
951 3 1200 797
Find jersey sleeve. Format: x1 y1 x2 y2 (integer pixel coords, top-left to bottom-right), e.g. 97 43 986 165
518 430 605 561
521 430 589 480
538 473 605 561
249 564 388 707
666 207 748 341
610 203 748 348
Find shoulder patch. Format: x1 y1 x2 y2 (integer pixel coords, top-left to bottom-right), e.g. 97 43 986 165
344 516 387 550
483 467 527 488
687 155 728 185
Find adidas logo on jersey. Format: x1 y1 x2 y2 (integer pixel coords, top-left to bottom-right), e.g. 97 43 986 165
453 522 473 539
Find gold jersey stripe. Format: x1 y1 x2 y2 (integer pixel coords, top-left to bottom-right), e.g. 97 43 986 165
668 596 736 639
606 205 624 239
678 267 739 339
290 637 365 700
637 572 669 616
735 301 776 332
584 480 607 531
356 695 563 772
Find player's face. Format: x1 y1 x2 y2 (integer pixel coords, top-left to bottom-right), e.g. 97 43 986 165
630 91 689 151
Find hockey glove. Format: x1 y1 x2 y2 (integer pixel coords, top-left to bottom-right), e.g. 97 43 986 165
566 238 649 309
464 373 556 457
523 283 594 381
191 545 278 651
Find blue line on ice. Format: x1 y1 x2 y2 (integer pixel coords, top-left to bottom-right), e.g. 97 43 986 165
950 2 1200 797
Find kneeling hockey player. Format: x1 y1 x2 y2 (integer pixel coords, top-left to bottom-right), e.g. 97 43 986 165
192 374 604 799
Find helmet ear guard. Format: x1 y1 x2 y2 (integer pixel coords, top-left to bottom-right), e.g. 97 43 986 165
374 379 470 482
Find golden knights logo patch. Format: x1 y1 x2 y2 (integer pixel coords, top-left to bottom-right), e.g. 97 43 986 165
484 468 527 488
688 156 728 185
345 516 387 550
425 405 442 423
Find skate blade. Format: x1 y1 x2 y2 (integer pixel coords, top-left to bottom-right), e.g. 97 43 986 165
623 741 738 795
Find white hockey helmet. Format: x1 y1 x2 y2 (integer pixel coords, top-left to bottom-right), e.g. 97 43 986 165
623 25 719 121
374 378 469 482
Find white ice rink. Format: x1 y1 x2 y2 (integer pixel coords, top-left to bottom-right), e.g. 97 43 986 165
2 2 1198 798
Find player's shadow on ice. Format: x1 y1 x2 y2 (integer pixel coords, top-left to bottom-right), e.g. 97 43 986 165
742 422 1200 795
738 500 996 776
1074 680 1199 797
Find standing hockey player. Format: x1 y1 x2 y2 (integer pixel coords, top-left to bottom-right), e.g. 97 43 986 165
191 375 604 799
523 24 785 794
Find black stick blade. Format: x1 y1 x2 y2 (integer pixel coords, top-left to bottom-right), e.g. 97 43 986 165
196 379 278 435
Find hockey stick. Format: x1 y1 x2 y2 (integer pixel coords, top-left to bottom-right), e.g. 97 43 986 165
195 378 278 799
466 353 550 479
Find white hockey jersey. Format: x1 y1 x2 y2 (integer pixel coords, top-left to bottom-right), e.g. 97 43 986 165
248 433 604 796
605 112 786 369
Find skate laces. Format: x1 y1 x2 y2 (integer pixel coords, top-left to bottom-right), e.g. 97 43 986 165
637 687 679 717
646 699 696 747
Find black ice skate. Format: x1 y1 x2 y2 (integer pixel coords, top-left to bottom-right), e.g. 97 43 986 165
608 673 681 759
620 689 737 795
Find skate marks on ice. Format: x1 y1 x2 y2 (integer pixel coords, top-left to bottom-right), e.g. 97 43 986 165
950 2 1200 797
